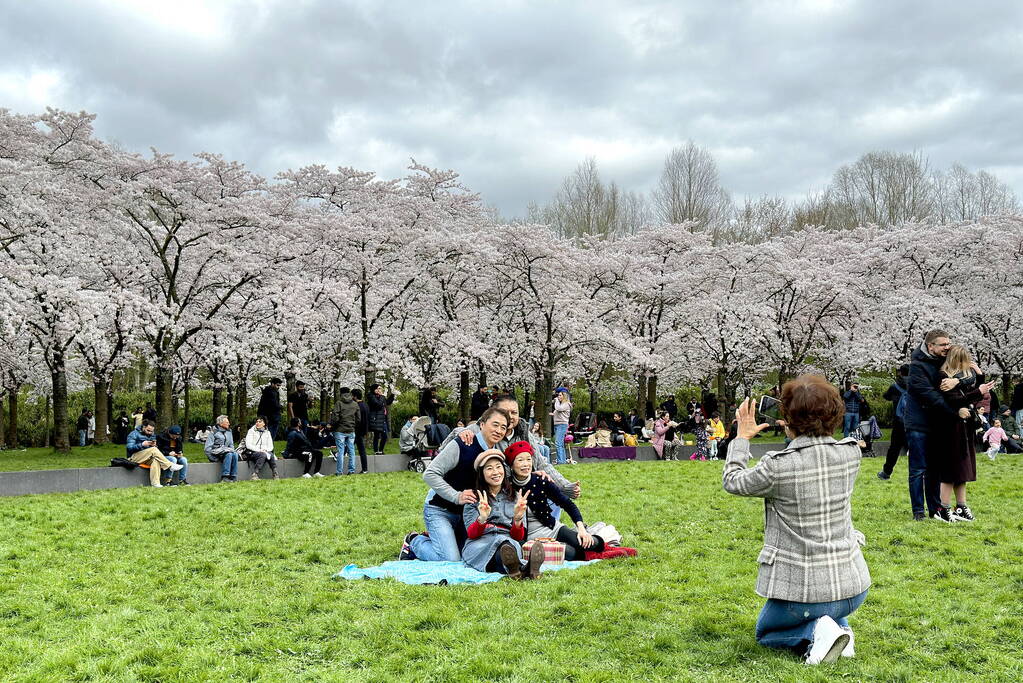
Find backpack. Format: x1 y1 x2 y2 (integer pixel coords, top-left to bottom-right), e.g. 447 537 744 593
109 457 139 470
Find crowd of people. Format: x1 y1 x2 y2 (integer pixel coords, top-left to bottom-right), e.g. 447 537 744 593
82 326 1023 666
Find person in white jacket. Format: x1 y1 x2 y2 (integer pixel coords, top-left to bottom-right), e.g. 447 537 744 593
245 417 278 480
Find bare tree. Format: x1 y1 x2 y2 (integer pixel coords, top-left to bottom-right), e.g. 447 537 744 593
932 163 1020 223
830 150 933 228
528 157 648 239
728 194 792 243
651 141 732 230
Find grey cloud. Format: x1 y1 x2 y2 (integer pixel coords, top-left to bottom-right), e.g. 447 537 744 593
2 0 1022 215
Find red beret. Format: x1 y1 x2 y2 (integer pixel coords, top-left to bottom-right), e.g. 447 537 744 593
504 440 534 465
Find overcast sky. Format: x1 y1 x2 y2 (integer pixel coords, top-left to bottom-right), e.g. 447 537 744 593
3 0 1021 216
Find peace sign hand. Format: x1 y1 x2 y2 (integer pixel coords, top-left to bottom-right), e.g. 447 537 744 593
513 489 529 522
476 491 491 522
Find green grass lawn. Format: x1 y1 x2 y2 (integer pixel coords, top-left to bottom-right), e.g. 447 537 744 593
0 456 1019 681
0 429 890 473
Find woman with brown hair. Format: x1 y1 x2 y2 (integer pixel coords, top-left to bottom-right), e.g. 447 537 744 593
931 346 996 522
723 375 870 665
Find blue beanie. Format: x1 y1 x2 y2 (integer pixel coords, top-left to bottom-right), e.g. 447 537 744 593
168 425 182 435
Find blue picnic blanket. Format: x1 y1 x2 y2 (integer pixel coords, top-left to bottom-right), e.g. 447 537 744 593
334 559 599 585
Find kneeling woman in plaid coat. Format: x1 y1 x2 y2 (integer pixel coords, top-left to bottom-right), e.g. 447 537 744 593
723 377 871 666
462 450 545 580
505 441 606 561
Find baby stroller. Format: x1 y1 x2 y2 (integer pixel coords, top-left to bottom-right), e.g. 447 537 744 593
571 412 598 443
406 416 452 473
856 416 882 457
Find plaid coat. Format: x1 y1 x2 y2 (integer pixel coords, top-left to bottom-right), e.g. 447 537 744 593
723 435 871 603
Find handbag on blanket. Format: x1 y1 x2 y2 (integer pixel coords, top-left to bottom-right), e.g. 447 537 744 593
623 434 638 447
522 538 566 566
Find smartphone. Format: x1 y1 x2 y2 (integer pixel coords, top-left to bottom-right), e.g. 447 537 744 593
758 396 781 426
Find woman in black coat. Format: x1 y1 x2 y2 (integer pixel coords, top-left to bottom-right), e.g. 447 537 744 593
368 384 396 454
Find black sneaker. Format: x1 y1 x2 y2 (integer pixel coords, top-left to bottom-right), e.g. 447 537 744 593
398 532 419 561
877 471 890 480
913 512 926 521
933 507 958 523
953 505 975 522
178 479 191 486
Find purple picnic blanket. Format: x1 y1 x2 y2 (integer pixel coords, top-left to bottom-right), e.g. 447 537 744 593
578 446 635 460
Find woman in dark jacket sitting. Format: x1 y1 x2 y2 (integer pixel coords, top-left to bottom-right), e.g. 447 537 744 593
367 384 396 454
506 441 605 561
724 376 870 666
283 417 324 478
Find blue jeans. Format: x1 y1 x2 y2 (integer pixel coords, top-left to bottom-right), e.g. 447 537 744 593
756 589 868 654
842 413 859 438
906 429 939 516
554 423 568 464
333 432 356 474
409 504 465 562
537 443 552 463
78 430 87 447
165 455 188 482
208 451 238 479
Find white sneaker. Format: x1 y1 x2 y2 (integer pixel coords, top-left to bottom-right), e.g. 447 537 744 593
840 627 855 657
805 615 850 665
151 483 163 488
301 473 312 478
313 473 325 478
169 463 184 472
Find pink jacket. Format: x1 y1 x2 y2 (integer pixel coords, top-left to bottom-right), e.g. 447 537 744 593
652 418 669 457
982 427 1007 447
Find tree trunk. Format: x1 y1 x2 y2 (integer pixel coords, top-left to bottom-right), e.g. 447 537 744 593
285 370 296 398
646 374 658 417
540 367 555 436
44 395 52 448
237 381 248 430
183 382 191 435
0 391 5 449
320 387 329 423
635 373 648 419
52 360 70 453
477 360 487 390
589 383 598 413
106 390 114 433
93 378 110 445
225 383 235 427
459 366 470 422
212 385 224 420
7 383 19 446
1002 373 1012 406
154 362 175 429
716 367 726 401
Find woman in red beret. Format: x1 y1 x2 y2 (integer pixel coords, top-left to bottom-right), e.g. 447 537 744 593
505 440 605 560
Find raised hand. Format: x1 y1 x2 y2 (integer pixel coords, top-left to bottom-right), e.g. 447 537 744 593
735 398 771 440
979 381 996 396
476 490 491 521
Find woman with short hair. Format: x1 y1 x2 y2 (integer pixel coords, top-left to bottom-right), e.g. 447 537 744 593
244 416 278 480
723 375 870 665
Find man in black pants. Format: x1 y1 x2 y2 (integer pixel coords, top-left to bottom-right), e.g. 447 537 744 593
351 388 370 473
878 365 910 480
